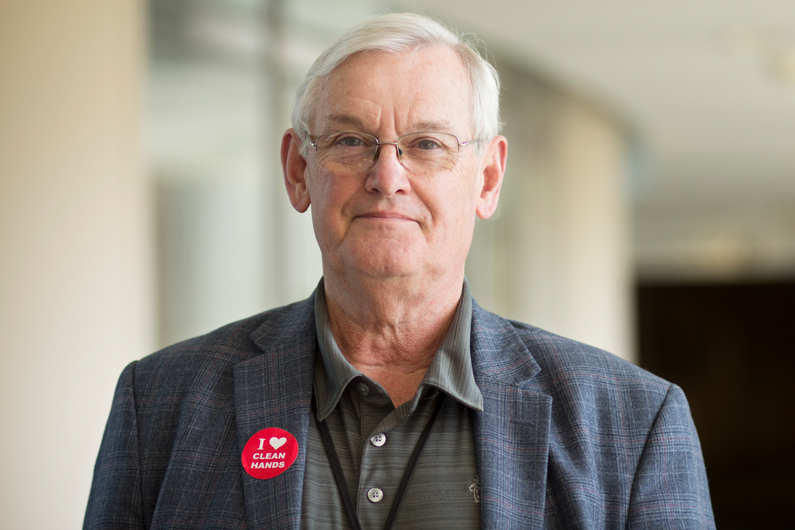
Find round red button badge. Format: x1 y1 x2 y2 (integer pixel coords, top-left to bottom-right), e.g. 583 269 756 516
241 427 299 479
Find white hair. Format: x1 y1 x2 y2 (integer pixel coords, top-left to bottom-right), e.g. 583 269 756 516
291 13 502 153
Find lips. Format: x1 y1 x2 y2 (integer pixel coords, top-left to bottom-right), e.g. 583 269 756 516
355 211 415 222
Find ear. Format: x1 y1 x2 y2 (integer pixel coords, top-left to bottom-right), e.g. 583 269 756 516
281 128 311 213
475 135 507 219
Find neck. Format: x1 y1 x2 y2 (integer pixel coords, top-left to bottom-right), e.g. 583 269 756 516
322 271 464 406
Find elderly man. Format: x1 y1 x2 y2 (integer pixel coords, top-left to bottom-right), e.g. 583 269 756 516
85 13 714 530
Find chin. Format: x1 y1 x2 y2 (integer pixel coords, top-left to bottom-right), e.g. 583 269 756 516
343 241 426 280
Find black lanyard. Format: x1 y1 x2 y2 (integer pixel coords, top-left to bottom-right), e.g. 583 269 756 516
314 392 447 530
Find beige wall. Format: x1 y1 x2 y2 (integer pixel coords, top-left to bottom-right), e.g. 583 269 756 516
0 2 152 528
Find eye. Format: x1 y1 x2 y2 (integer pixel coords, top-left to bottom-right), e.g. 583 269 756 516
336 134 364 147
325 133 376 149
415 138 442 150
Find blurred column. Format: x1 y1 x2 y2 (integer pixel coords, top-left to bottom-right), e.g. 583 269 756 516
0 1 152 529
468 64 633 361
260 0 325 307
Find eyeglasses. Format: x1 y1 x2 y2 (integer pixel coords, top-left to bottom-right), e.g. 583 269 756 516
307 131 479 174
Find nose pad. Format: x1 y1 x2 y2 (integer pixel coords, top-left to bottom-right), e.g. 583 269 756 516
373 142 405 168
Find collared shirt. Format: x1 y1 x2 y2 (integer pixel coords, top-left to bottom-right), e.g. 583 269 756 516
300 279 483 529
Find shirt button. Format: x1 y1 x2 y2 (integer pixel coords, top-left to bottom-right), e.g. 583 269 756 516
356 382 370 396
367 488 384 503
370 433 386 447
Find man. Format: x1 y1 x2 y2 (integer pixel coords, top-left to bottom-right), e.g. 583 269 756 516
85 13 714 530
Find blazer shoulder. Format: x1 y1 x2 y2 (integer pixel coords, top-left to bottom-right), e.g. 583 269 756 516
132 296 315 399
471 300 668 395
503 317 681 439
508 317 669 392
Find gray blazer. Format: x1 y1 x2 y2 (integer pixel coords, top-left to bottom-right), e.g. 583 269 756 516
84 294 714 529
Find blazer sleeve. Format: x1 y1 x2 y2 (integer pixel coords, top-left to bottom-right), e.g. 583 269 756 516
84 362 146 530
627 383 715 529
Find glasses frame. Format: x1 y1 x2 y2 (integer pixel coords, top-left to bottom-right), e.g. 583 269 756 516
305 130 480 173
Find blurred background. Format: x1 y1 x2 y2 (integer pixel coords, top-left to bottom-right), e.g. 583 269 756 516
1 0 793 528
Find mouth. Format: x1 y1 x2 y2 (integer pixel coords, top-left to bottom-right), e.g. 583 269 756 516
355 212 415 222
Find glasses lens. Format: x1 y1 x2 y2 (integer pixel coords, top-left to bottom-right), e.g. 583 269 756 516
397 133 459 171
315 132 377 170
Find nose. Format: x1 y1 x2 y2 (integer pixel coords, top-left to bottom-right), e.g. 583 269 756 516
364 142 411 196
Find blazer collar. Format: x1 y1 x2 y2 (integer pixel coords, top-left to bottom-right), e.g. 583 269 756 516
470 299 542 387
471 300 552 529
234 296 317 530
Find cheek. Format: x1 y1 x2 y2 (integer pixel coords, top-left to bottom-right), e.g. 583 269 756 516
439 171 480 217
306 166 337 211
443 176 481 242
306 169 359 229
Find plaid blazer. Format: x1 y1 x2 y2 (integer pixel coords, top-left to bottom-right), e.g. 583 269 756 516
85 294 714 529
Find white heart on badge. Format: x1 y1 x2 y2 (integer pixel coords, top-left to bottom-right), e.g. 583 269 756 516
269 437 287 450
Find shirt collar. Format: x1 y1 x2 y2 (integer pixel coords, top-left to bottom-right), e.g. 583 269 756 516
313 279 362 421
313 278 483 421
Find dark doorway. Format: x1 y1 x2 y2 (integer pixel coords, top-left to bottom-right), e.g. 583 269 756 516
637 281 795 529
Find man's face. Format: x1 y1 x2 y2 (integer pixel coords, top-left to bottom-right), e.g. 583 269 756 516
287 45 504 285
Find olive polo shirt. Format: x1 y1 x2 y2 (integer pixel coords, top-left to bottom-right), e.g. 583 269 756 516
300 280 483 529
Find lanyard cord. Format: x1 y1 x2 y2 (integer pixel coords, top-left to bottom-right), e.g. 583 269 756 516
314 392 447 530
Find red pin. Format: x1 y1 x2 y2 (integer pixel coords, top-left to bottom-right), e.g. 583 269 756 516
241 427 299 479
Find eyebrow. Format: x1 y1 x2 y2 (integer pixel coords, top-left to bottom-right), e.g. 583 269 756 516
321 115 458 135
324 114 367 131
411 120 456 133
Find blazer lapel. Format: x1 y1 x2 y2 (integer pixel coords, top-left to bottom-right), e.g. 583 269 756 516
471 302 552 530
234 298 317 530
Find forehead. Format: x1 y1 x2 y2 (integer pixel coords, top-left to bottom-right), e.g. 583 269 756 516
313 45 472 135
